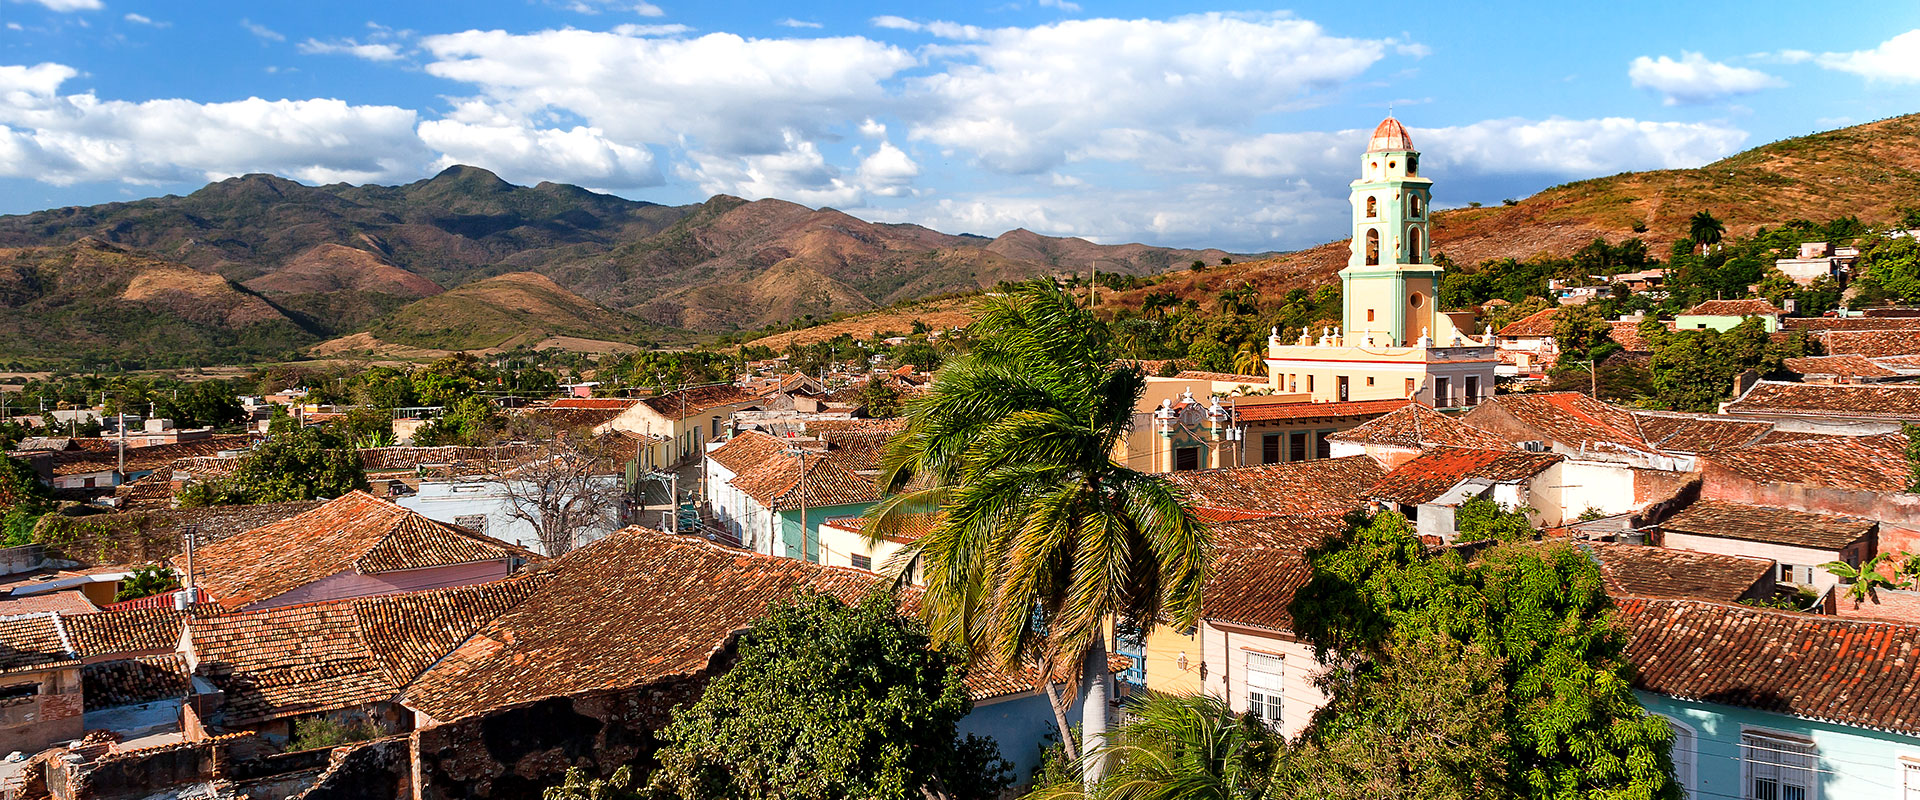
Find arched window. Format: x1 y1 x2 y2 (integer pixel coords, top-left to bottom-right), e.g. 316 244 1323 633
1662 717 1696 798
1365 196 1377 218
1407 154 1419 176
1365 229 1380 266
1409 194 1423 217
1407 227 1423 264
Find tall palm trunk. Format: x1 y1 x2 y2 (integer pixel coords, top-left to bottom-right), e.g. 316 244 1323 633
1081 636 1111 786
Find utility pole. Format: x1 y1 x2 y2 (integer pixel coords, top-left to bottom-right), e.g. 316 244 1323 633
116 410 125 481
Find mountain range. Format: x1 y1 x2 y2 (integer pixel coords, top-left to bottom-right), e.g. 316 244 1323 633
0 167 1236 365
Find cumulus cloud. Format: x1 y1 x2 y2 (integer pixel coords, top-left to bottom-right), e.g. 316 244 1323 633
419 28 914 156
905 13 1392 173
419 106 661 189
1815 29 1920 83
856 141 920 196
21 0 101 11
0 61 428 185
1628 52 1783 105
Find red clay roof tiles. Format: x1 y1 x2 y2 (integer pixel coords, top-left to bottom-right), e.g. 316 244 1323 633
1724 381 1920 420
1496 307 1559 338
1162 457 1385 521
1365 447 1562 506
1233 398 1408 422
1657 499 1874 551
1782 354 1901 379
1617 597 1920 735
640 384 755 418
1683 299 1784 317
1325 403 1515 450
1699 432 1909 493
1584 542 1771 603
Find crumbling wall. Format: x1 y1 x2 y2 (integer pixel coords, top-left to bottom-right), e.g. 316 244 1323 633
290 737 413 800
412 676 706 799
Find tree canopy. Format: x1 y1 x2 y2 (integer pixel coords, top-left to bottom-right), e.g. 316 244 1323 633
649 592 1011 800
178 426 367 506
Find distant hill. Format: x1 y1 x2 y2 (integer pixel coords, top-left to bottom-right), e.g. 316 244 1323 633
349 272 662 353
0 239 316 366
1103 113 1920 311
0 166 1242 349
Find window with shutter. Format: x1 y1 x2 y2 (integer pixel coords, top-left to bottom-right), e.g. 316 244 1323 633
1663 717 1696 798
1244 652 1284 729
1742 731 1817 800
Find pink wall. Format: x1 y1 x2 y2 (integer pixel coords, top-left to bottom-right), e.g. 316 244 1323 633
247 560 513 610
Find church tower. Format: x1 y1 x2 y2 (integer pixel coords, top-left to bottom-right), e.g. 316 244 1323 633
1341 117 1438 348
1263 116 1496 408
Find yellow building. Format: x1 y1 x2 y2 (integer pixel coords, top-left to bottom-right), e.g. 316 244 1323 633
1265 117 1498 409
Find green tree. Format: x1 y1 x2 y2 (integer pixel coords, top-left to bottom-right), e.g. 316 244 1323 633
650 592 1011 800
1903 423 1920 493
1288 512 1677 800
1547 303 1612 363
1822 552 1898 606
188 427 367 505
414 396 502 447
113 564 180 602
1452 497 1536 543
858 380 905 419
545 766 644 800
873 280 1207 781
1688 211 1725 253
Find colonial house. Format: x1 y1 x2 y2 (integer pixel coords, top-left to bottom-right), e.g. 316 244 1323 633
1160 457 1385 522
1675 299 1785 332
1493 307 1560 378
1694 432 1920 554
593 385 760 470
1325 402 1516 469
1619 598 1920 800
816 514 928 579
1651 499 1876 591
1362 447 1566 540
702 431 880 562
1721 381 1920 435
178 492 541 611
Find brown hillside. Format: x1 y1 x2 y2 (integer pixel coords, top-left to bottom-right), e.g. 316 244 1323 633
1109 113 1920 311
745 297 978 350
346 271 663 352
244 243 444 297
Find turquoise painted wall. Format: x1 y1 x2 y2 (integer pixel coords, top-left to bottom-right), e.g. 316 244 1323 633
1637 691 1920 799
777 501 876 563
959 691 1083 788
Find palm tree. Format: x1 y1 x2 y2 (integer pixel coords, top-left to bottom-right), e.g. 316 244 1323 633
1029 693 1275 800
1231 344 1265 378
871 280 1209 785
1688 211 1725 254
1822 552 1897 606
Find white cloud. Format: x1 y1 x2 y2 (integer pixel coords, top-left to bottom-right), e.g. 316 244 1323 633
558 0 663 15
298 39 406 61
870 16 918 31
857 117 886 138
1775 49 1814 64
856 141 919 196
123 13 167 27
905 13 1392 173
241 19 285 42
1815 29 1920 83
0 61 428 185
20 0 101 11
633 1 663 16
777 18 823 29
1628 52 1783 105
419 28 915 156
419 105 661 189
1037 0 1082 12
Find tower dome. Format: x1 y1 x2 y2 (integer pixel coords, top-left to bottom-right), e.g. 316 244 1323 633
1367 116 1414 152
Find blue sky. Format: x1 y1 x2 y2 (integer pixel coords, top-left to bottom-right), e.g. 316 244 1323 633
2 0 1917 251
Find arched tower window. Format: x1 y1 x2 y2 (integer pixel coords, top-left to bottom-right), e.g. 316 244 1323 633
1407 227 1423 264
1408 194 1423 218
1365 196 1377 218
1365 229 1380 266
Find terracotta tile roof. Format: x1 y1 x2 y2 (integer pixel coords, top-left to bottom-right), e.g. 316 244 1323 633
1496 307 1559 338
547 398 640 410
0 613 77 674
187 601 393 726
1162 457 1386 521
1325 403 1515 450
1700 432 1908 492
179 491 541 610
1819 330 1920 358
1233 398 1410 422
823 513 937 545
1658 499 1874 551
1750 429 1843 445
1472 392 1650 455
524 406 627 430
1583 542 1771 603
1171 370 1268 385
359 445 538 473
1617 597 1920 735
1784 316 1920 332
1683 299 1784 317
1365 447 1562 506
1724 381 1920 421
65 607 193 657
728 450 879 509
350 575 554 688
815 429 899 472
1783 354 1901 379
1607 319 1662 351
83 654 189 709
706 431 790 475
1628 412 1772 453
0 589 99 615
639 384 756 418
401 529 909 721
45 434 258 477
1199 515 1350 632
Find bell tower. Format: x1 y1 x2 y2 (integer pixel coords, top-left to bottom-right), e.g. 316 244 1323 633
1340 116 1438 348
